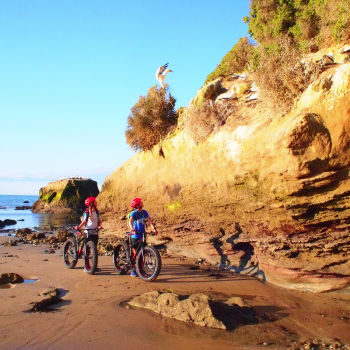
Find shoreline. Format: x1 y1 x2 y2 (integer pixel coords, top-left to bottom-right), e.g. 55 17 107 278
1 237 350 349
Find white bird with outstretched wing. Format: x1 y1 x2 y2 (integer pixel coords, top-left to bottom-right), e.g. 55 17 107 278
156 63 172 88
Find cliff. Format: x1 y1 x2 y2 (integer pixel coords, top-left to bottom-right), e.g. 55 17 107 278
32 178 99 215
98 49 350 293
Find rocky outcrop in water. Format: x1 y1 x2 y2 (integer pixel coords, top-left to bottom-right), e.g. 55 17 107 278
32 178 99 215
98 50 350 293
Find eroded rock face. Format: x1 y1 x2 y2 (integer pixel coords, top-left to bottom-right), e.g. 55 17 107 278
99 61 350 293
32 178 99 214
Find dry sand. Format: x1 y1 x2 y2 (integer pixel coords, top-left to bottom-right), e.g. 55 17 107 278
1 240 350 350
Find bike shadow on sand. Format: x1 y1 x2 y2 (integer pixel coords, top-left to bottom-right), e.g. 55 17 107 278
211 225 266 282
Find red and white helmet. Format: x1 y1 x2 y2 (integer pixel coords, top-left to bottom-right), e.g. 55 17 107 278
85 196 96 207
130 197 142 209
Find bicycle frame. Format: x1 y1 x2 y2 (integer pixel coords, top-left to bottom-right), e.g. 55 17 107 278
72 229 97 258
124 232 151 266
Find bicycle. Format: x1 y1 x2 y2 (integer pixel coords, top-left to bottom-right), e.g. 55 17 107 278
112 232 161 282
63 228 98 275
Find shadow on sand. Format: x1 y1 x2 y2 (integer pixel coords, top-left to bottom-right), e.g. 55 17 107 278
211 225 266 282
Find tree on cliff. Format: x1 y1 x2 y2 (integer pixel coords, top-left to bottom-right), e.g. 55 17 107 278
244 0 350 50
126 86 177 151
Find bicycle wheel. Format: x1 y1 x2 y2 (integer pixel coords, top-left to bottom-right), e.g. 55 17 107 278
135 245 161 282
63 238 78 269
113 242 130 274
84 240 97 275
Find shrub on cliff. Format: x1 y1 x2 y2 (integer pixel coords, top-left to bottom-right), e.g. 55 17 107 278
244 0 350 50
184 101 227 144
252 37 320 115
205 37 255 84
126 86 177 151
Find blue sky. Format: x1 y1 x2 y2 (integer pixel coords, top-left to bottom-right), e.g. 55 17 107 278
0 0 250 195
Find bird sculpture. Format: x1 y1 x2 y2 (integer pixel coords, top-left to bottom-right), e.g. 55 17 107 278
156 63 172 88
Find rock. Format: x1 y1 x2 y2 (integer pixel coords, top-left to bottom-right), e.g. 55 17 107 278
0 273 24 285
216 86 236 101
128 291 257 331
3 241 17 247
32 177 99 214
316 54 335 67
16 228 33 237
15 206 32 210
292 338 349 350
190 78 225 107
225 296 249 308
26 233 46 241
4 219 17 226
46 230 69 244
128 291 225 329
28 287 62 312
23 200 29 203
0 220 4 228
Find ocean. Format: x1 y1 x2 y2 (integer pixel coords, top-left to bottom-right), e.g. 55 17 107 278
0 195 78 234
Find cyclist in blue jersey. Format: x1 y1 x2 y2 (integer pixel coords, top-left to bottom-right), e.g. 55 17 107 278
128 197 158 277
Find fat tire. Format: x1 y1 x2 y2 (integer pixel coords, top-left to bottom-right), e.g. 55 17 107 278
63 238 78 269
84 240 97 275
113 242 130 275
135 245 161 282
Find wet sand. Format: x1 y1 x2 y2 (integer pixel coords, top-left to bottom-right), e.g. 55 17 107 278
1 242 350 350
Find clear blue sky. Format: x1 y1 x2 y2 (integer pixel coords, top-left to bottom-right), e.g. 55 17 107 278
0 0 250 195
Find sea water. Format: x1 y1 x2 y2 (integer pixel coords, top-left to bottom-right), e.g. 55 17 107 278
0 195 78 234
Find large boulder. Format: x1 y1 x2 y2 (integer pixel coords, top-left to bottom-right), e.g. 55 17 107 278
32 178 99 214
128 291 256 330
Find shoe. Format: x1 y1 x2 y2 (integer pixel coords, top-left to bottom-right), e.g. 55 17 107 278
130 270 138 277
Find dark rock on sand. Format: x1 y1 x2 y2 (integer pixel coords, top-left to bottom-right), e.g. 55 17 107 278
16 228 33 236
0 273 24 285
28 287 63 312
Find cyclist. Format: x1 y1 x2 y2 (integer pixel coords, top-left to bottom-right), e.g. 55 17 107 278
128 197 158 277
75 197 102 267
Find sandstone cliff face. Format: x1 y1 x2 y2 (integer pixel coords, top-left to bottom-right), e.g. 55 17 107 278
98 60 350 293
32 178 99 214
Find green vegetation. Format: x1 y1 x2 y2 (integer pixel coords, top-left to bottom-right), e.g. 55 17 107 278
126 86 177 151
205 37 255 84
244 0 350 50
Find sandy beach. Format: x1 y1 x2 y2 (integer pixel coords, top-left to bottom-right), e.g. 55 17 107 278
1 239 350 350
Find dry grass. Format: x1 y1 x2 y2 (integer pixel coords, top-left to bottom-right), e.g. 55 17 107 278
184 101 228 144
126 86 177 151
252 38 321 116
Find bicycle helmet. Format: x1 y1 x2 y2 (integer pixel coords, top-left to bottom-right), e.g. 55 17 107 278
130 197 142 209
85 196 96 207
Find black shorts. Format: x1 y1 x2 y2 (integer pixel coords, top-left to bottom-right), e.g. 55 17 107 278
130 237 142 249
87 234 98 246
